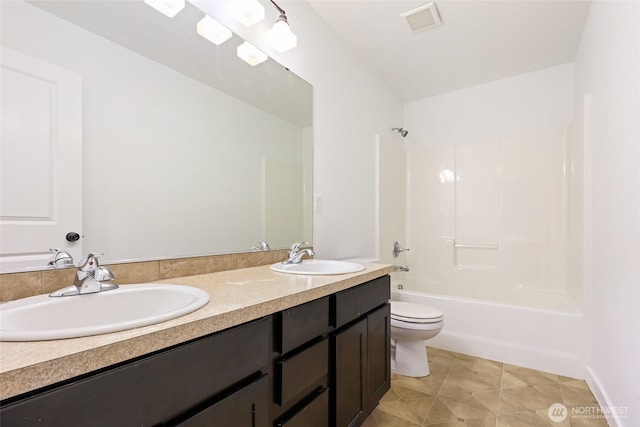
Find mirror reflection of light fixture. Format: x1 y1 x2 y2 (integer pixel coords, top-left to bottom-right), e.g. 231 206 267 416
143 0 185 18
392 127 409 137
266 0 297 52
197 15 232 45
227 0 265 27
237 41 268 66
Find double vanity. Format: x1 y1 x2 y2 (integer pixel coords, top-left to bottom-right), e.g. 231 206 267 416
0 261 393 426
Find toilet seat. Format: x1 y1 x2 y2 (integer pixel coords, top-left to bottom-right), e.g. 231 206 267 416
391 301 443 324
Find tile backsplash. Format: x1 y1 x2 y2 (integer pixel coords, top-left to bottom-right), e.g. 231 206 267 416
0 250 289 302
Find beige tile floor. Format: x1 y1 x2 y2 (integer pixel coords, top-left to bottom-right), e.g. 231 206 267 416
363 347 608 427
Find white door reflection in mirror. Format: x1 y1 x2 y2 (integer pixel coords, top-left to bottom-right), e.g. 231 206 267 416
0 47 83 271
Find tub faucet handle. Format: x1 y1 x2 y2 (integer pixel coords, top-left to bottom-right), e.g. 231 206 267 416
393 241 410 258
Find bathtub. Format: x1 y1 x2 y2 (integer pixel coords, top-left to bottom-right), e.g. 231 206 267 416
391 284 586 379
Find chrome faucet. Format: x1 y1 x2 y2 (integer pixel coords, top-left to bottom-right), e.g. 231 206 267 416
284 241 315 264
49 253 118 297
392 241 410 258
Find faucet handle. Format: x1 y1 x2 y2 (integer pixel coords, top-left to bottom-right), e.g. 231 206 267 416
392 241 410 258
289 241 310 252
77 252 104 271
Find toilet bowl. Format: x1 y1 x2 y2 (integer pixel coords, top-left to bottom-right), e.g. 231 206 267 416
390 301 443 377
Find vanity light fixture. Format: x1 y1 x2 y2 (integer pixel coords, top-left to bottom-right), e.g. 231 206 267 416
227 0 265 27
237 41 268 66
197 15 232 45
143 0 185 18
266 0 297 52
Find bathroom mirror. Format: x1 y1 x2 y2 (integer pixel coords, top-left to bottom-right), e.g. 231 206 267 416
0 0 312 272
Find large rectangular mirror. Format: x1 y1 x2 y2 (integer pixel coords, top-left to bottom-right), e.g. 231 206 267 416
0 0 313 272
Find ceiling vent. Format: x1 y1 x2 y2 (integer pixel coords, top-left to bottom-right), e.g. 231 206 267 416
401 2 442 33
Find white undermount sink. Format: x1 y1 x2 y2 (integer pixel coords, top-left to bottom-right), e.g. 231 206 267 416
0 284 210 341
270 259 365 275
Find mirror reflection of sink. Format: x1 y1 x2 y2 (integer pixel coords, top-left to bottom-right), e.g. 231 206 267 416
0 284 209 342
270 259 365 275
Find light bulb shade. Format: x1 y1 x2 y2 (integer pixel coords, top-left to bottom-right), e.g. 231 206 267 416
144 0 185 18
227 0 265 27
197 16 232 45
237 41 268 66
267 19 297 52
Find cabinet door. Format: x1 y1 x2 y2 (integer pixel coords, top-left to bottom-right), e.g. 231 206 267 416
177 375 269 427
332 318 367 427
366 304 391 413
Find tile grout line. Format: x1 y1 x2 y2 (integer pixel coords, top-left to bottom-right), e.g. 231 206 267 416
495 361 505 427
420 347 456 426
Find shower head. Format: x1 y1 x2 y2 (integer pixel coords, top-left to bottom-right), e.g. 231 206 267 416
392 127 408 138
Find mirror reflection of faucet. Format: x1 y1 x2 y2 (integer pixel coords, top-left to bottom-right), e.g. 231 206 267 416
47 248 74 266
251 241 271 251
49 253 118 297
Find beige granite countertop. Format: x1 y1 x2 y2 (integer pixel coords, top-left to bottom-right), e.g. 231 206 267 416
0 262 393 401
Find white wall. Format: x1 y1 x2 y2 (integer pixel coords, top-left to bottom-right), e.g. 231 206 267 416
193 0 404 259
574 2 640 426
377 132 406 264
403 63 574 149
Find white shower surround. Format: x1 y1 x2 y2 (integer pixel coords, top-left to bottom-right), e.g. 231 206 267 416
400 126 585 378
405 128 581 309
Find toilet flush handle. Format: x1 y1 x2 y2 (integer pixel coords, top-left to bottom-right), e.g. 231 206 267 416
392 241 410 258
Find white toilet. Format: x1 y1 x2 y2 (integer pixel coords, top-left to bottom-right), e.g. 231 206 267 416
390 301 444 377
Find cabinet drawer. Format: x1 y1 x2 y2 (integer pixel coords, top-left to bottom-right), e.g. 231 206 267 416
276 388 329 427
276 296 330 354
276 339 328 406
0 317 271 426
177 375 269 427
332 275 390 328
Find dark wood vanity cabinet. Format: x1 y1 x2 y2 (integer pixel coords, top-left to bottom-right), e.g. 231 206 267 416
0 317 271 426
274 276 391 427
331 276 391 427
0 275 390 427
176 374 270 427
273 296 331 427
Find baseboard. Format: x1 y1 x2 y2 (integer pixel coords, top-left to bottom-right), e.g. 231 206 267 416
584 366 631 427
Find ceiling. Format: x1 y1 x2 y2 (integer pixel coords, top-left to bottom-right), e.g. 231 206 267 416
307 0 592 101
